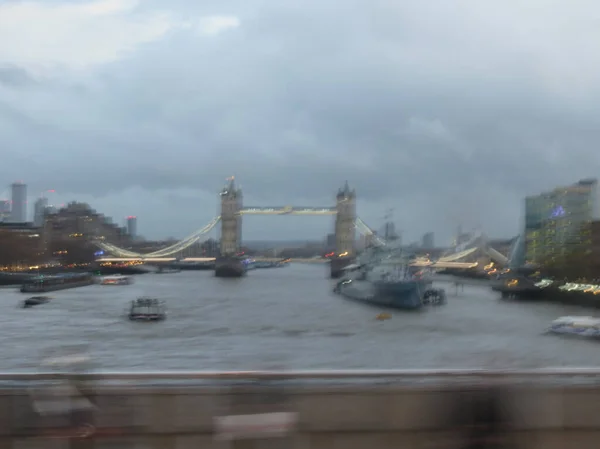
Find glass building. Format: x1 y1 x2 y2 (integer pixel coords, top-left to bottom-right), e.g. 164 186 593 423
9 182 27 223
126 216 137 239
524 179 599 264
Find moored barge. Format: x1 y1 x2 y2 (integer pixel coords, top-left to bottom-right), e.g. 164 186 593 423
20 273 94 293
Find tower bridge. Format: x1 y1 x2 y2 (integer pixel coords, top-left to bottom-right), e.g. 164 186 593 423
95 179 381 264
94 178 511 273
218 180 351 254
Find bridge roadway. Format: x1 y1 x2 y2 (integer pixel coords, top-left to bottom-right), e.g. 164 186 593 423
4 369 600 448
96 257 329 264
241 206 337 215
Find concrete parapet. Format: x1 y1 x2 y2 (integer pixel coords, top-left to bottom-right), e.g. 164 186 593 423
0 374 600 448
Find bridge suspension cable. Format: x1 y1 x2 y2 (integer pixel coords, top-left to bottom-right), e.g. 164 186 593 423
354 217 386 247
486 246 509 264
95 216 221 258
437 246 478 262
437 231 484 262
97 215 388 259
447 231 482 255
437 232 509 264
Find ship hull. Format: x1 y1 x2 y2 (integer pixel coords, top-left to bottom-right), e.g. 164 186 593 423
171 262 215 271
20 274 95 293
336 279 431 310
0 272 36 286
214 256 247 278
254 261 279 269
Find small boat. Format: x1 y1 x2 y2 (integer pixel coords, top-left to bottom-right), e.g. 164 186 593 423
100 275 133 285
22 296 52 308
547 316 600 338
128 298 166 322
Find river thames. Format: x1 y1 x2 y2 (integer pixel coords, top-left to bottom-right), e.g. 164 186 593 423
1 264 598 371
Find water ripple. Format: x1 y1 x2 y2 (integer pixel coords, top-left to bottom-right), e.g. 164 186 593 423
0 266 598 371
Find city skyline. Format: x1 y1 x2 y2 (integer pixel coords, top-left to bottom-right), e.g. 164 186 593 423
2 1 600 242
0 177 576 244
1 180 517 245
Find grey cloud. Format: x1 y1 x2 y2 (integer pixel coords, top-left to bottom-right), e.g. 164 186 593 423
1 0 600 241
0 66 35 87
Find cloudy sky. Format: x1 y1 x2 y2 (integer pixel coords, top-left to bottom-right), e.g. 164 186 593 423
1 0 599 244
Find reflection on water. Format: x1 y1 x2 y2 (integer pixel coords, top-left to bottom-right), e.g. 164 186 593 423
0 265 598 371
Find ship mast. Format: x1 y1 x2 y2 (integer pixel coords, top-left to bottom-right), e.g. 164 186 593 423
384 209 393 241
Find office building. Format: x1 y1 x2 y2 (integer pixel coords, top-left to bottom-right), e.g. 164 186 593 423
0 200 10 222
44 202 130 246
524 178 599 264
9 182 27 223
421 232 434 248
126 216 137 239
33 197 48 227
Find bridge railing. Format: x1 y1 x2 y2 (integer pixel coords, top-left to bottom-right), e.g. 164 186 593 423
3 367 600 381
6 369 600 447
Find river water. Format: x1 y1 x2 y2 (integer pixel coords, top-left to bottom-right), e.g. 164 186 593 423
1 265 598 372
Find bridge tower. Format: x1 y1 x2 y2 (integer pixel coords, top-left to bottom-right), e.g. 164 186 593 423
331 181 356 278
219 177 243 255
335 181 356 255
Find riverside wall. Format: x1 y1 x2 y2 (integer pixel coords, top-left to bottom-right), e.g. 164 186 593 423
2 372 600 448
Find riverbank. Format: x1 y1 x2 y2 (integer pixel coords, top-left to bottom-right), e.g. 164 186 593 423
0 263 154 285
444 271 600 309
517 287 600 309
492 280 600 309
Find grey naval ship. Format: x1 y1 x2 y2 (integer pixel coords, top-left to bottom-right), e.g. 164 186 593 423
333 246 445 310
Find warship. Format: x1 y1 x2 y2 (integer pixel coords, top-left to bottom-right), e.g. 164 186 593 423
333 215 445 309
333 247 436 309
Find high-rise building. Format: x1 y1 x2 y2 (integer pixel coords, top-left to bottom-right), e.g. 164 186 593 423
524 178 600 264
33 197 48 227
0 200 10 222
421 232 434 248
9 182 27 223
126 216 137 239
